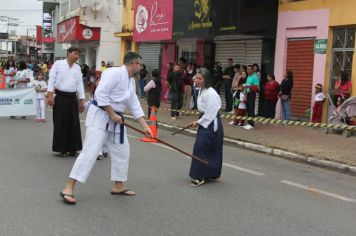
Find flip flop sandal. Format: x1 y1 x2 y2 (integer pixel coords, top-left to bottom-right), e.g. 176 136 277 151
59 192 76 205
190 179 205 187
111 189 136 196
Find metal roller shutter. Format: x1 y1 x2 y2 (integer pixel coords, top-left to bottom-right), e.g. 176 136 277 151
138 43 161 74
214 40 263 110
286 39 315 120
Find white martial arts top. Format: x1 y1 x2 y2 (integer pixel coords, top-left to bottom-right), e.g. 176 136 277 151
16 69 35 88
48 59 85 99
85 66 145 133
197 87 221 131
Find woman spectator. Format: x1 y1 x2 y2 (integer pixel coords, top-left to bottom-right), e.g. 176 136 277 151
189 68 224 187
334 71 352 106
139 64 148 98
264 73 280 119
279 70 294 121
4 59 17 88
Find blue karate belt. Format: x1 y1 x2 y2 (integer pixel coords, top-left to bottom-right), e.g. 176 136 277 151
91 100 125 144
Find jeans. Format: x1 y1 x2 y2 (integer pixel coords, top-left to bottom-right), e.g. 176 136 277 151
246 93 256 127
225 84 233 112
139 78 146 97
264 100 277 119
281 99 291 120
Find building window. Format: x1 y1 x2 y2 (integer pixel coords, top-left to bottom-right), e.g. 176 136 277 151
330 28 355 83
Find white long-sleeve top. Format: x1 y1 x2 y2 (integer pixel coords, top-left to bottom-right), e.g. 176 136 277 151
197 87 221 131
85 66 145 133
48 59 85 99
144 80 156 92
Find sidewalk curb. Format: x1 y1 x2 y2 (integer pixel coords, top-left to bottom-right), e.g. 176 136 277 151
124 115 356 174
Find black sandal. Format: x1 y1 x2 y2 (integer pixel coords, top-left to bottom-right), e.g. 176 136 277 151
190 179 205 187
59 192 76 205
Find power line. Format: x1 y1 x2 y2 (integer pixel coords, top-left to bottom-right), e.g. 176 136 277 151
0 9 42 12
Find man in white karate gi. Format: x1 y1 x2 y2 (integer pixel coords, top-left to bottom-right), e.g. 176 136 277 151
60 52 153 204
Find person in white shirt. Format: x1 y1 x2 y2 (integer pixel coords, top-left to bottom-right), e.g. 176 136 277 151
12 61 35 119
59 52 153 205
189 68 224 187
15 61 35 88
33 73 47 122
47 47 85 157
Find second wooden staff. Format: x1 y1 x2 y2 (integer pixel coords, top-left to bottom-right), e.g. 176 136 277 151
124 122 208 165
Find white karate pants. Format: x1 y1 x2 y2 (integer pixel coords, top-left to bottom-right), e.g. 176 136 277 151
36 98 45 119
69 126 130 183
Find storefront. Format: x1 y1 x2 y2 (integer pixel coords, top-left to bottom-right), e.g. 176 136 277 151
275 8 329 121
57 16 101 68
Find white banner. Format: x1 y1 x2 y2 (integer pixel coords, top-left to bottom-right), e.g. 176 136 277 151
0 88 37 117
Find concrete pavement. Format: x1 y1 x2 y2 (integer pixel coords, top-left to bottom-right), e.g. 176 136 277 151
1 111 356 235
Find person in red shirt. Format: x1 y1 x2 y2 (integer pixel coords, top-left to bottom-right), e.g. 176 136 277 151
264 73 280 119
334 71 352 106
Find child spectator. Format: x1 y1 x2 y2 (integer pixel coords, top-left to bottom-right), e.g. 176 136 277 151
34 73 47 122
144 68 162 118
234 84 247 126
311 83 325 123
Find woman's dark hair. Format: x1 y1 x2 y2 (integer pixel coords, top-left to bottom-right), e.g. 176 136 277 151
234 64 241 70
267 73 275 81
197 68 212 88
5 59 15 70
18 61 27 71
241 65 247 73
141 64 146 70
152 68 160 78
286 70 293 80
340 71 349 85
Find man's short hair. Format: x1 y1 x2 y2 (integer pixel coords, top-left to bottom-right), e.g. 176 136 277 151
228 58 233 61
67 46 81 54
152 69 160 77
123 52 142 65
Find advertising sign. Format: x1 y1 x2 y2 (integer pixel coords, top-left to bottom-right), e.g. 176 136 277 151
0 87 36 117
133 0 173 42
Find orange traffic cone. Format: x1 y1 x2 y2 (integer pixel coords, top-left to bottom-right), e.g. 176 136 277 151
140 106 158 143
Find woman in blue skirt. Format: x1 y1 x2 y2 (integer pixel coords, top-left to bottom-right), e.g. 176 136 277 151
189 68 224 187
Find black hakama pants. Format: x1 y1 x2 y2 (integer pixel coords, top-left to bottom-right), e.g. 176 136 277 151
52 90 82 153
189 115 224 180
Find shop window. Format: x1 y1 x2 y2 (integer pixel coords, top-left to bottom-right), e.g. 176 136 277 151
181 51 196 64
330 28 355 81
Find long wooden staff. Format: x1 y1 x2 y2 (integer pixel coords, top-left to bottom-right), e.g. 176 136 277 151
124 122 208 165
171 124 193 136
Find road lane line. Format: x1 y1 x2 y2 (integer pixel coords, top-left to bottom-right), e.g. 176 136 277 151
223 163 266 176
151 142 266 176
281 180 356 203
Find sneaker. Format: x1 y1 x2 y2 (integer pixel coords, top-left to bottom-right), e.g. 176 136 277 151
102 152 108 158
171 117 176 120
228 121 235 125
41 119 47 123
35 119 41 122
243 124 254 130
97 155 103 160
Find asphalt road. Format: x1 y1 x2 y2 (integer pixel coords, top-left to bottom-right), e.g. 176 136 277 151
1 111 356 236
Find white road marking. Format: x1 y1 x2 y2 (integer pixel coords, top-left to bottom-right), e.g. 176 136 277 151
223 163 266 176
281 180 356 203
149 142 266 176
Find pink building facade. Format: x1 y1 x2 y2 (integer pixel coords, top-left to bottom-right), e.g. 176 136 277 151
274 9 329 120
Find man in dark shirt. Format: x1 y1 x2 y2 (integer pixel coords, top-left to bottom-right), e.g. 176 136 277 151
222 58 234 112
168 64 184 119
213 62 223 95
